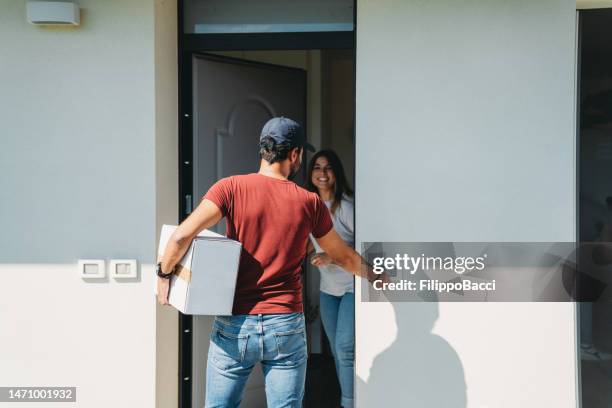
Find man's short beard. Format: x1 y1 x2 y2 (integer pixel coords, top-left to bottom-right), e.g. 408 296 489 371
288 168 299 181
288 162 301 181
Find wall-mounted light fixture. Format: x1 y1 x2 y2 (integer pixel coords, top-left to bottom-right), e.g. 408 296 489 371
27 1 80 26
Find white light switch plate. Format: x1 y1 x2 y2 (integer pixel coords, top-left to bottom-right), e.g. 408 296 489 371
78 259 105 279
110 259 138 279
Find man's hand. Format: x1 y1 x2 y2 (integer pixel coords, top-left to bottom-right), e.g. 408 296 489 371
157 277 170 306
311 253 332 267
374 271 392 285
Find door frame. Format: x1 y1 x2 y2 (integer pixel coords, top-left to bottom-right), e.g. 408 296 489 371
177 1 356 407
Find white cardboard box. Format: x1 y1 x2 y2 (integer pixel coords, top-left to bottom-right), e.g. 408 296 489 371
156 225 242 315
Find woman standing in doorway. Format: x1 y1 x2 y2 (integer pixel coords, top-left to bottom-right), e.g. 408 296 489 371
307 149 355 408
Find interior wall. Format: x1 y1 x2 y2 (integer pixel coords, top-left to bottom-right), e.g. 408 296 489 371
355 1 578 407
322 49 356 186
0 1 178 407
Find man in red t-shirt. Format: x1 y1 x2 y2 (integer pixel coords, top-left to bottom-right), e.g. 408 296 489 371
157 117 376 408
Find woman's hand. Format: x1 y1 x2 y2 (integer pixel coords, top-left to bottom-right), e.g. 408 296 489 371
311 253 333 267
157 277 171 306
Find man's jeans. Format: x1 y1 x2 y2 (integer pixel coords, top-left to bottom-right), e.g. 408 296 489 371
205 313 307 408
320 292 355 408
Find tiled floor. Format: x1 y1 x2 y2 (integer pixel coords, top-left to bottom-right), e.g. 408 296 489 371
304 354 341 408
582 360 612 408
581 302 612 408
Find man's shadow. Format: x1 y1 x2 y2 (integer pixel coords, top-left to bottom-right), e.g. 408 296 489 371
357 243 466 407
357 301 466 407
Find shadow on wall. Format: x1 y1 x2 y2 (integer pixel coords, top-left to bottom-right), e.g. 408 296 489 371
357 294 467 407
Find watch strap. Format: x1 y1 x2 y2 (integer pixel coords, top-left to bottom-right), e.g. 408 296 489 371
156 262 174 279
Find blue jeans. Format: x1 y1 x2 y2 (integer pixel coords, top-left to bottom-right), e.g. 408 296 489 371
205 313 307 408
320 292 355 408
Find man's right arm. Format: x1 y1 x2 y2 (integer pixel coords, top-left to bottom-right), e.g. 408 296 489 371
160 199 223 273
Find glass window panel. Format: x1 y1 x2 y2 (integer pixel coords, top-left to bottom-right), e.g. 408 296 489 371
183 0 354 34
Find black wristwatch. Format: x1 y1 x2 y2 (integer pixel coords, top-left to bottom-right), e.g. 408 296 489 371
156 262 174 279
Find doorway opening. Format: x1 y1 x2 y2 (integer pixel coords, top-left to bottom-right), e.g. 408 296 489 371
178 3 356 407
578 8 612 408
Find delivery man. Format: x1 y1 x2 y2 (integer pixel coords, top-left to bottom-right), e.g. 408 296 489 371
156 117 379 408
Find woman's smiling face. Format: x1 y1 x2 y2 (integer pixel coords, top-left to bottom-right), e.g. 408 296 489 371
311 156 336 192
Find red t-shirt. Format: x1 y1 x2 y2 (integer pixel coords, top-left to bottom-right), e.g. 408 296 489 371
203 173 333 315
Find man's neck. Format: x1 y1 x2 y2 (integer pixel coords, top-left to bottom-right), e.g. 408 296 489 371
258 160 290 180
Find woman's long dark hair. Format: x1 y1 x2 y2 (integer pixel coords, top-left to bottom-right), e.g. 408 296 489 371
307 149 353 214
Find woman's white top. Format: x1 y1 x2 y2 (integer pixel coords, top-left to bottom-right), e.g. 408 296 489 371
310 194 355 296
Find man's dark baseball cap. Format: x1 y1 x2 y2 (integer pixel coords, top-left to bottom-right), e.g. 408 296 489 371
260 117 315 152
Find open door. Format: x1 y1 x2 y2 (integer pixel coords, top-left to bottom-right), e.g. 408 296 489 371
190 54 306 408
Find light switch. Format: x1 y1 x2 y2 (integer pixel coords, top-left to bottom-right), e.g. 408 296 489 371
110 259 138 279
78 259 105 279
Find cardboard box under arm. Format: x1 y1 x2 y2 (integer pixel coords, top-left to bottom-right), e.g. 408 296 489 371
156 224 242 315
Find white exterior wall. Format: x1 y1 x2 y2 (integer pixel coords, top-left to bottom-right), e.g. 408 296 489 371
0 0 586 407
0 1 178 407
355 1 578 407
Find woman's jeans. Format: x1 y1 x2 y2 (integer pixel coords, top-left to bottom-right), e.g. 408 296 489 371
205 313 307 408
320 292 355 408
